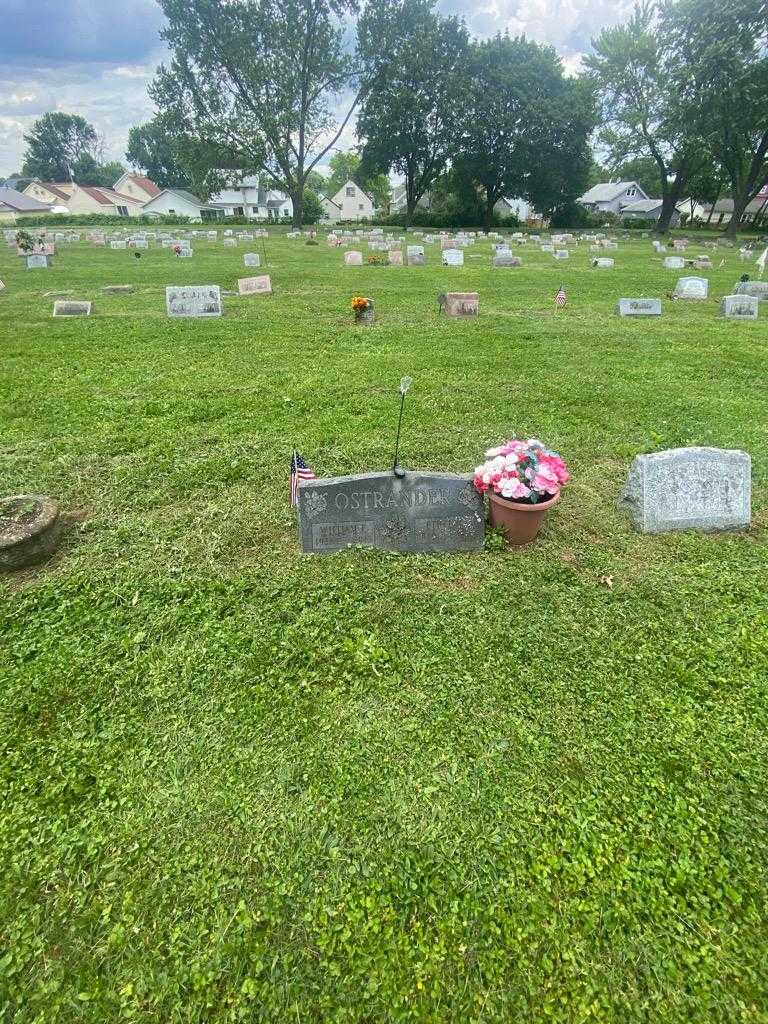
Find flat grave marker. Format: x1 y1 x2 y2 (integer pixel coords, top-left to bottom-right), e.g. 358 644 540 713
616 298 662 316
238 275 272 296
165 285 222 318
53 300 91 317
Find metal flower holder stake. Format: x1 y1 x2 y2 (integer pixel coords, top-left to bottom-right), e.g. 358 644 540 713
392 376 412 478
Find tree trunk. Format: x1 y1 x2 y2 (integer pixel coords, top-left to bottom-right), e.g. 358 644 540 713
291 189 304 229
724 193 751 240
405 197 417 229
483 192 496 233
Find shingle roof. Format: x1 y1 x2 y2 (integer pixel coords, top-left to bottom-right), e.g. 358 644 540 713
619 199 663 213
0 187 53 212
78 185 143 206
122 174 161 198
33 182 72 201
579 182 640 204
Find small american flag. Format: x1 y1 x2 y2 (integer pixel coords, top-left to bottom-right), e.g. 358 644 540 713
290 450 316 506
555 285 567 308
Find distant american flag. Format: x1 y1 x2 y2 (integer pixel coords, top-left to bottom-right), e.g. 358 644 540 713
555 285 567 308
290 450 316 506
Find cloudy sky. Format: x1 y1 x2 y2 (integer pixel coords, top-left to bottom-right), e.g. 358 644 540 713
0 0 633 178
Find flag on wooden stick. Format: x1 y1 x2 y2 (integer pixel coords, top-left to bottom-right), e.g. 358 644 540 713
290 450 316 506
555 285 567 308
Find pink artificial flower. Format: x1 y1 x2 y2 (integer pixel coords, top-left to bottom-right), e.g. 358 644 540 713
538 452 571 485
531 464 560 495
500 477 531 499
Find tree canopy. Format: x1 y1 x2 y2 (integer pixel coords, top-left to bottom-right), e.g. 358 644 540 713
22 113 98 182
150 0 373 226
357 0 469 223
455 35 595 230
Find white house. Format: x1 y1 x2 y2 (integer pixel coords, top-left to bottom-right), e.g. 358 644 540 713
209 175 292 220
619 198 681 226
326 180 375 221
141 189 223 221
578 181 650 214
320 195 342 222
65 184 144 217
112 173 162 204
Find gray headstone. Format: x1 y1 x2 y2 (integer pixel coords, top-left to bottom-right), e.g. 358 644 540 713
407 252 425 266
53 300 91 317
493 255 522 267
734 281 768 301
616 298 662 316
621 447 751 533
243 253 260 267
664 256 685 269
110 241 127 250
344 251 363 266
298 471 484 554
442 249 464 266
673 276 708 300
720 294 758 319
165 285 222 318
26 254 49 269
102 285 134 294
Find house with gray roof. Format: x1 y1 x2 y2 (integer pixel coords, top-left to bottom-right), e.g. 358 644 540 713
0 187 54 223
618 198 681 226
578 181 650 214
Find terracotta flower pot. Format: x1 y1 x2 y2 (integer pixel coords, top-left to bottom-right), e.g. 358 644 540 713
488 489 560 546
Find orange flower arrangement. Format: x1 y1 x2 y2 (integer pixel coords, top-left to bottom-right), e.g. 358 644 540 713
350 296 372 311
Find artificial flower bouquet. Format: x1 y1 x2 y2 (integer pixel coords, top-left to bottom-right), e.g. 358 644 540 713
351 295 375 323
474 439 569 544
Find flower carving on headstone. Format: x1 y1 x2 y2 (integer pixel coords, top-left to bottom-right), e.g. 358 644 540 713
303 490 327 519
382 518 407 541
457 486 478 509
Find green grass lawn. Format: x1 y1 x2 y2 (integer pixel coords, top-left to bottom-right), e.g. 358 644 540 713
1 228 767 1022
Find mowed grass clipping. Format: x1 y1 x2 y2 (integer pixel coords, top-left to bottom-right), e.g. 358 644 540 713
1 229 767 1023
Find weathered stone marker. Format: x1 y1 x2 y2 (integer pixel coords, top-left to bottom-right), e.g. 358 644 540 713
53 300 91 317
616 298 662 316
345 251 363 266
298 471 484 554
102 285 134 294
389 250 403 265
0 495 62 569
110 241 127 250
26 254 49 269
734 281 768 302
493 254 522 267
621 447 751 533
673 276 708 300
238 275 272 296
442 249 464 266
720 294 758 319
664 256 685 269
441 292 479 317
165 285 222 318
243 253 260 267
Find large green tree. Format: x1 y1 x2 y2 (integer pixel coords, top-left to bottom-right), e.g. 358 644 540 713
586 3 708 234
126 119 196 190
356 0 469 224
150 0 375 227
663 0 768 238
22 112 98 181
455 35 595 231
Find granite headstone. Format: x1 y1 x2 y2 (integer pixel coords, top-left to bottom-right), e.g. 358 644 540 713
621 447 751 533
298 471 485 554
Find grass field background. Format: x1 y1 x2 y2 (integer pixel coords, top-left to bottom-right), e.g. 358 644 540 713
1 229 767 1022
